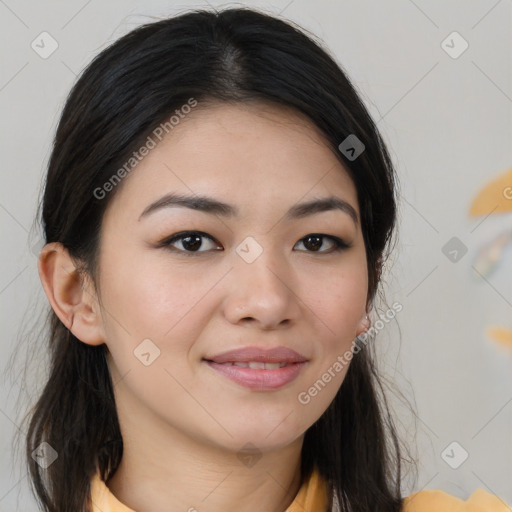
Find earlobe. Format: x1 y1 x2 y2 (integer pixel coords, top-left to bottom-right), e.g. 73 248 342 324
355 313 371 337
38 242 105 346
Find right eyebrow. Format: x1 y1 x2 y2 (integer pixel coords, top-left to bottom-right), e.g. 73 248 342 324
139 193 359 226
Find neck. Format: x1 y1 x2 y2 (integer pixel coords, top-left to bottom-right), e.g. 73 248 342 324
106 407 304 512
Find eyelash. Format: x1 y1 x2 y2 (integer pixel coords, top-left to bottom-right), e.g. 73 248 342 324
157 231 352 256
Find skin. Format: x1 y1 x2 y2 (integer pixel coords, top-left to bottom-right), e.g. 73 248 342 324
39 101 370 512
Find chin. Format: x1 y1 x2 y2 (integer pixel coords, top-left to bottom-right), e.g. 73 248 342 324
219 417 308 452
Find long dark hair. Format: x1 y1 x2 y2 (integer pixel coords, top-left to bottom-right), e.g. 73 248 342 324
15 6 416 512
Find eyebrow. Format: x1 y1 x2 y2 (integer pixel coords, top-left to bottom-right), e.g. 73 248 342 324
138 193 358 226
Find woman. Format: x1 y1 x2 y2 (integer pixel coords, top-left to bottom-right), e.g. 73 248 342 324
24 7 508 512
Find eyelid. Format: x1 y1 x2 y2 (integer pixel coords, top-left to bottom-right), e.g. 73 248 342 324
157 230 352 255
157 231 221 251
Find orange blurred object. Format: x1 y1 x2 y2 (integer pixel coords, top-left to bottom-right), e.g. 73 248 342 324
470 168 512 216
487 326 512 348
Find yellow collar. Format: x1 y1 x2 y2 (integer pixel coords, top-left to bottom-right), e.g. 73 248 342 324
90 467 330 512
90 468 511 512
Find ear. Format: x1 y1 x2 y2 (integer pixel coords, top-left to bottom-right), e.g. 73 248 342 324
355 312 370 337
38 242 105 346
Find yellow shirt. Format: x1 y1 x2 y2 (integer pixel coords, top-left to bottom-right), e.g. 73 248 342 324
90 468 511 512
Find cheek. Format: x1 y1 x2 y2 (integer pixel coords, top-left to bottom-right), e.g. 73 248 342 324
292 268 367 426
99 242 211 339
306 262 368 336
97 245 229 390
99 250 213 410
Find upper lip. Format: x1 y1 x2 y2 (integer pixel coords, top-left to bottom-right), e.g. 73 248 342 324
204 346 308 364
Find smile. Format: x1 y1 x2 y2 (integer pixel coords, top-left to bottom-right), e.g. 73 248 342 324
204 360 306 390
216 361 289 369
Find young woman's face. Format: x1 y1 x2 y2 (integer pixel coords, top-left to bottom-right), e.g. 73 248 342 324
96 102 369 454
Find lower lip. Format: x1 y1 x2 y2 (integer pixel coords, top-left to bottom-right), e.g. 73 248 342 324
204 361 306 390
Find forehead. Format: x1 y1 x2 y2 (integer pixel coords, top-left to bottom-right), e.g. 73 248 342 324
103 101 359 224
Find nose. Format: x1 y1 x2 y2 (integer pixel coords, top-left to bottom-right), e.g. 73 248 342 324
221 244 302 330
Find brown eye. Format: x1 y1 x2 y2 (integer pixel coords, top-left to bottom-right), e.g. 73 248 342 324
295 234 351 253
159 231 222 255
158 231 351 256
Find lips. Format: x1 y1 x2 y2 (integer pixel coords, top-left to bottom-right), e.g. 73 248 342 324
218 361 288 370
204 346 308 365
203 346 308 390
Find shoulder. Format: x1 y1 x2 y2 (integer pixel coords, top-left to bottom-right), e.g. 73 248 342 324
90 471 135 512
402 488 511 511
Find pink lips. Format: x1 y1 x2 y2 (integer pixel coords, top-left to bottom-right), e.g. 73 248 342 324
203 346 308 391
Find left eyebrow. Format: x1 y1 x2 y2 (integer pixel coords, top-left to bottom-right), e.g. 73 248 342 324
138 193 359 226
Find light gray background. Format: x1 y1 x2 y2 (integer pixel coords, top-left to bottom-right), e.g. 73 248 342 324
1 0 511 510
